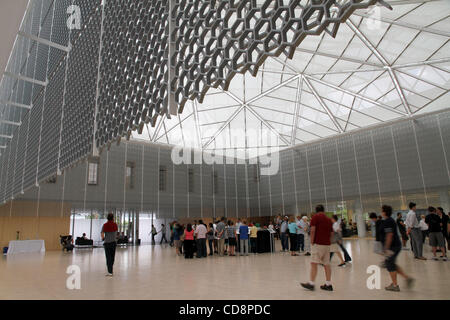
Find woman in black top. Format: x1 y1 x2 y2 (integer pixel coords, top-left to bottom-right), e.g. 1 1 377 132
396 212 408 248
381 205 414 292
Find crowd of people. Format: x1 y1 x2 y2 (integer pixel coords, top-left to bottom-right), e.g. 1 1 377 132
166 218 274 258
99 201 449 293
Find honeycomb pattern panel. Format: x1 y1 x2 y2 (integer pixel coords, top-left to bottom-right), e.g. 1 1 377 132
94 0 387 150
12 113 30 196
96 0 170 148
38 64 65 182
171 0 387 108
5 133 19 200
59 3 102 169
22 94 44 190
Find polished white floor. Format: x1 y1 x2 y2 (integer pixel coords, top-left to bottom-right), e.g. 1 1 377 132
1 239 449 300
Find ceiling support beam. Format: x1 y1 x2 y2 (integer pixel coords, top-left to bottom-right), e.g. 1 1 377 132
203 104 246 150
346 18 412 115
18 31 71 53
0 100 32 110
303 76 344 133
353 12 450 38
0 119 21 126
4 71 47 87
304 75 407 116
291 77 303 145
246 105 291 146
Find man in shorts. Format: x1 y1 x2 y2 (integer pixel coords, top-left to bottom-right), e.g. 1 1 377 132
425 207 447 261
380 205 414 291
301 205 334 291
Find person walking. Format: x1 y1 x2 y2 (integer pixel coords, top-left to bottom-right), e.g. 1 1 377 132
405 202 426 260
280 216 289 252
239 220 249 256
301 205 334 291
194 220 207 258
330 215 346 267
159 224 168 244
183 224 195 259
288 217 299 256
380 205 415 292
425 207 447 261
101 213 118 277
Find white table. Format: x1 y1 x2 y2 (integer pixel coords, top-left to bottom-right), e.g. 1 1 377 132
7 240 46 255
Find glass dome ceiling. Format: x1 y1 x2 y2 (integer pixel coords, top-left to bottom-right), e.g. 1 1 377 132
132 0 450 155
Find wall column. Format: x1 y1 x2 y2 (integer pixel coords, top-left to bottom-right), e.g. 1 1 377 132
354 198 366 238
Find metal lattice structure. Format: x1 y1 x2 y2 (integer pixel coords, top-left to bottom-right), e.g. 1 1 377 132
95 0 391 150
1 0 449 206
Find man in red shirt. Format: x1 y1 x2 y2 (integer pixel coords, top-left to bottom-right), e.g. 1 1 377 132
301 205 334 291
101 213 118 276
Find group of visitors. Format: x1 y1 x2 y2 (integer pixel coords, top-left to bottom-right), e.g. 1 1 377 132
367 202 449 292
394 202 449 261
168 217 271 259
99 201 449 294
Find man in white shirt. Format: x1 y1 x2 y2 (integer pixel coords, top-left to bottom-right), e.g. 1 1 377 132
194 220 207 258
405 202 426 260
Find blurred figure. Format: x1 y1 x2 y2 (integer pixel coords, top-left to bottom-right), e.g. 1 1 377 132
436 207 449 251
396 212 408 248
330 215 350 266
425 207 447 261
369 213 383 255
159 224 168 244
380 205 414 292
